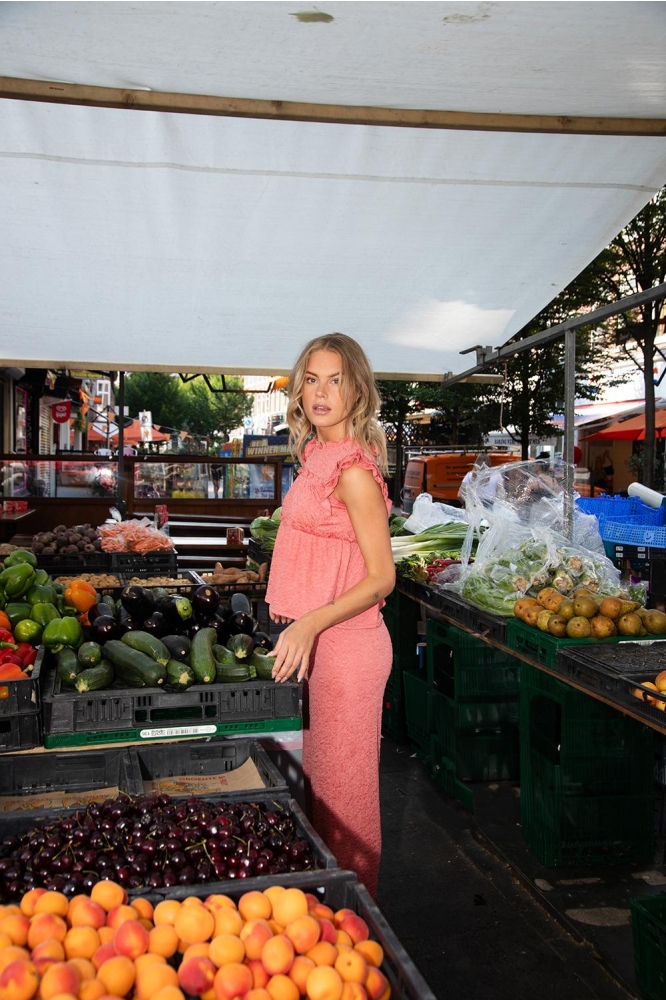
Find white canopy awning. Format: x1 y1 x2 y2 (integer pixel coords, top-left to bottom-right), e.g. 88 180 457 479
1 2 665 378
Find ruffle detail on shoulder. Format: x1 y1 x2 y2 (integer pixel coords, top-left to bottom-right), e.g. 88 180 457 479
317 441 388 502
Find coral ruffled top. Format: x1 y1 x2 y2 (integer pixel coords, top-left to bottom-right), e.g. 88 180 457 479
265 437 391 630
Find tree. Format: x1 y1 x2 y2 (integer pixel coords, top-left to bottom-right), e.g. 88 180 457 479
592 189 666 488
181 375 254 445
123 372 186 431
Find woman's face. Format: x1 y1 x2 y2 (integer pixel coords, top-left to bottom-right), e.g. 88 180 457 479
301 349 349 441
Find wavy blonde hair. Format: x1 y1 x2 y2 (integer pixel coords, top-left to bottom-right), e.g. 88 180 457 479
286 333 388 474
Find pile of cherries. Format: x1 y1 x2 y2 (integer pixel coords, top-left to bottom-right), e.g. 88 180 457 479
0 794 316 902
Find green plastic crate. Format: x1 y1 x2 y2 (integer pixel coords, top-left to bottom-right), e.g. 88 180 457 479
522 744 653 801
402 669 430 752
631 894 666 1000
520 780 654 867
382 668 407 742
382 590 420 667
520 662 654 762
426 618 521 700
426 735 474 812
430 690 520 781
506 617 656 669
43 717 302 749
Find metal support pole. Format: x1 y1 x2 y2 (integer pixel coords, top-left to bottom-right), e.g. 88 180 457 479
116 372 125 516
563 329 576 541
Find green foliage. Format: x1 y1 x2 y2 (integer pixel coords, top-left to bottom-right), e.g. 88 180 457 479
180 375 254 442
123 372 186 432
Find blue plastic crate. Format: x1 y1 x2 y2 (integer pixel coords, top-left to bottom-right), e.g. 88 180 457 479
577 495 664 523
601 521 666 548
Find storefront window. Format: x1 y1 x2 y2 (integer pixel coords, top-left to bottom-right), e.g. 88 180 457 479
14 386 27 453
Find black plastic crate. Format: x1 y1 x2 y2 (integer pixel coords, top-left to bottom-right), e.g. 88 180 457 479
119 569 203 592
41 661 301 742
128 737 288 798
110 550 178 578
247 537 272 567
0 711 41 754
36 552 111 574
0 646 44 718
429 589 508 644
0 747 136 817
631 893 666 1000
150 869 436 1000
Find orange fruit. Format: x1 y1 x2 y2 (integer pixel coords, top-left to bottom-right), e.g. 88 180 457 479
90 883 127 914
153 901 181 928
305 965 344 1000
95 956 135 999
272 890 308 929
33 893 69 919
239 892 272 923
148 925 180 958
174 907 214 946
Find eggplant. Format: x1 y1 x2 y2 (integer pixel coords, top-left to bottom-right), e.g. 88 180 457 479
142 611 168 638
116 617 143 636
192 585 219 619
120 585 156 619
228 611 256 637
89 602 115 623
157 594 193 624
213 614 231 646
230 592 252 617
252 630 274 652
91 615 120 643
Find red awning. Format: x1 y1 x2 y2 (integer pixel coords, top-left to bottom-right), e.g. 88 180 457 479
583 409 666 442
87 418 171 443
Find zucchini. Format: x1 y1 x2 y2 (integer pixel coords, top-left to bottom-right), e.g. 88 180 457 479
103 639 167 687
227 633 254 661
77 641 103 668
165 659 196 691
57 647 83 687
75 659 114 693
249 650 275 681
152 587 170 603
162 634 192 662
215 661 252 683
212 643 236 666
120 630 170 666
190 627 217 684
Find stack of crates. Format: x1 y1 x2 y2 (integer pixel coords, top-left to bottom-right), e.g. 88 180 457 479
381 590 420 742
417 618 521 809
520 663 655 867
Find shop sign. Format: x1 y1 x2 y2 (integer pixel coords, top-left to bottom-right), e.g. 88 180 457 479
52 401 71 423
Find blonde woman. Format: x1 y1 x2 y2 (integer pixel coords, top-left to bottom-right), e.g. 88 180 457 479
266 333 395 896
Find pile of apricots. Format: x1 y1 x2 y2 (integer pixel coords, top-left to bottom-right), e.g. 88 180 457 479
0 879 390 1000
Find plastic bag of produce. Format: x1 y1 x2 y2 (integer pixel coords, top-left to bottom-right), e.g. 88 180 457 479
403 492 468 534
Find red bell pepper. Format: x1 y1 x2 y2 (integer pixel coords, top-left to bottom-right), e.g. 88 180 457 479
0 629 14 644
14 643 38 668
0 650 23 666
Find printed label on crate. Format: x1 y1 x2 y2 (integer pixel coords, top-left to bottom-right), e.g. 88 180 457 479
139 725 218 739
144 758 265 796
0 786 119 813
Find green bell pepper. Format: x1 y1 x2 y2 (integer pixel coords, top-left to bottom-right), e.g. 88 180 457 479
42 616 83 653
55 594 79 617
0 562 36 599
13 618 43 644
34 569 50 586
0 587 5 611
3 549 38 568
51 580 64 595
25 583 57 606
30 602 61 627
4 602 32 629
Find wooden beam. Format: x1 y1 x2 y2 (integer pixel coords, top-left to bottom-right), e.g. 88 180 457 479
1 76 665 136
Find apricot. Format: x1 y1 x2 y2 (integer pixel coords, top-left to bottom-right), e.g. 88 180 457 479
148 925 180 959
340 985 368 1000
27 915 67 949
177 956 217 997
97 928 115 947
285 916 320 955
174 906 214 946
134 962 178 1000
306 942 338 967
305 965 344 1000
263 888 286 909
239 892 273 923
239 920 273 961
266 974 299 1000
0 934 11 952
0 915 30 947
66 958 95 982
309 904 335 923
105 905 139 931
319 920 337 945
113 919 149 960
335 949 368 984
0 950 31 977
153 901 181 928
246 959 270 990
181 944 210 962
213 962 253 1000
19 892 47 919
39 961 81 1000
134 954 167 975
261 935 295 977
335 932 353 949
203 896 236 913
212 908 243 938
131 899 154 922
90 883 127 914
335 913 369 945
364 967 389 1000
78 980 106 1000
245 991 272 1000
354 941 383 969
96 956 135 999
0 960 39 1000
30 940 65 965
150 988 185 1000
68 900 106 931
33 894 69 919
272 890 308 929
289 955 316 994
91 943 117 973
63 927 100 961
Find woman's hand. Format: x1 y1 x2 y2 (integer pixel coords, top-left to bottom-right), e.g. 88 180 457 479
269 616 317 683
269 610 294 625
